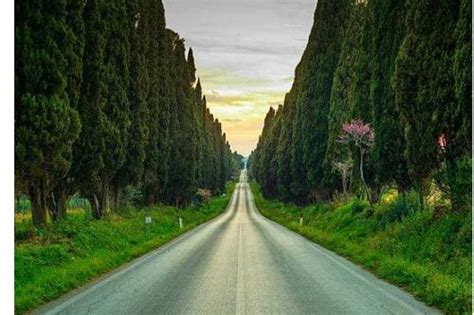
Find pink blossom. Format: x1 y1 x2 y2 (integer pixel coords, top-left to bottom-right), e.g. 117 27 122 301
337 119 375 149
437 133 447 149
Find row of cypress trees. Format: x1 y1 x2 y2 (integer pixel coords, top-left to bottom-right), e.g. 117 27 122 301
249 0 471 211
15 0 236 227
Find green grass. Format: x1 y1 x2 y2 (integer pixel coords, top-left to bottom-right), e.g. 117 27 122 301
15 181 235 314
250 182 471 314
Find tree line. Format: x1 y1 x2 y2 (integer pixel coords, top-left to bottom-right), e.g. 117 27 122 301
249 0 471 211
16 0 240 227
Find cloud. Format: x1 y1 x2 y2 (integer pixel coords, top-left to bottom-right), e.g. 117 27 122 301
162 0 316 155
222 118 243 123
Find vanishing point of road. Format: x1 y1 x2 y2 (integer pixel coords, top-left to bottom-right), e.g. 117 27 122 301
35 170 438 315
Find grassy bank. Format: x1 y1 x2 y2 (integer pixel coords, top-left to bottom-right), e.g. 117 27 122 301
15 181 235 314
250 182 471 314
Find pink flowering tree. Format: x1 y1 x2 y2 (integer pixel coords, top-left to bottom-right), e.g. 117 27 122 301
337 119 375 197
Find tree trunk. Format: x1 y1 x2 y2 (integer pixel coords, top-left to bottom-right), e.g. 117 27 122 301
91 193 102 219
48 188 68 222
359 148 370 201
418 190 425 210
415 179 427 210
369 186 382 204
359 149 365 187
342 169 347 196
110 185 121 211
100 181 109 216
146 187 155 208
30 184 47 228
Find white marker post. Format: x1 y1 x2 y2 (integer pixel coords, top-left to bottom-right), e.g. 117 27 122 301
179 216 183 229
145 216 152 234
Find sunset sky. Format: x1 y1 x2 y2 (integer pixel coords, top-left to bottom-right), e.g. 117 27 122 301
163 0 317 155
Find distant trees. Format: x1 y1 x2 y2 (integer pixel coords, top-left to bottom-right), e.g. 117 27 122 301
250 0 471 212
15 0 236 227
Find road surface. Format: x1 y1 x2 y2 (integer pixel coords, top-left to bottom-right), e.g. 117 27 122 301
36 170 438 314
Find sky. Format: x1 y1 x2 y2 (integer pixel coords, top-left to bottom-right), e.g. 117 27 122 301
163 0 317 156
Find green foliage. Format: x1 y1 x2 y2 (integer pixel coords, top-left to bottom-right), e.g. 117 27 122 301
15 182 235 314
375 192 418 226
348 198 367 215
122 185 144 209
392 0 459 202
15 0 84 226
435 156 472 213
251 182 471 314
250 0 470 213
16 0 236 226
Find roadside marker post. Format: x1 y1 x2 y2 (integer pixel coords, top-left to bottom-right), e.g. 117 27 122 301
145 216 152 234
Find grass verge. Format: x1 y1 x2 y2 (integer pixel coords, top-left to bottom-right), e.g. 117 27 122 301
250 182 471 314
15 181 235 314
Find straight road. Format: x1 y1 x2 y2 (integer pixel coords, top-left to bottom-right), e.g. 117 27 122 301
36 170 438 315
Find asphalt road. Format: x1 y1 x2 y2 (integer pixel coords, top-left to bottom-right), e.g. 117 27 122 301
36 170 439 315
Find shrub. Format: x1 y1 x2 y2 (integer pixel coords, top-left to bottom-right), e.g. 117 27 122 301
350 198 367 214
377 192 419 226
434 155 472 213
448 156 471 212
122 185 144 209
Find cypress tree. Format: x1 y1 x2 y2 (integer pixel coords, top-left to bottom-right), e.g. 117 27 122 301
48 0 85 221
292 0 351 202
73 0 131 218
195 79 207 188
15 0 82 226
323 2 367 195
265 106 283 198
369 0 411 194
167 37 197 206
276 94 296 202
115 0 149 194
143 0 169 205
449 0 471 156
393 0 459 206
442 0 472 211
106 0 132 211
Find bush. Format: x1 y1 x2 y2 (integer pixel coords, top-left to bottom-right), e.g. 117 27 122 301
349 198 367 214
377 192 419 227
448 156 471 212
434 155 472 212
122 185 144 209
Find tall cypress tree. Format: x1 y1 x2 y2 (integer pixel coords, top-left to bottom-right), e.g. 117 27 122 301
393 0 459 206
15 0 82 226
73 0 131 218
449 0 471 157
167 36 197 206
115 0 149 196
292 0 351 202
195 79 207 188
369 0 411 194
442 0 471 211
48 0 85 221
276 93 296 202
143 0 169 205
323 2 367 194
106 0 132 211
